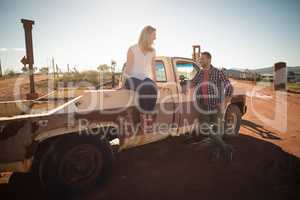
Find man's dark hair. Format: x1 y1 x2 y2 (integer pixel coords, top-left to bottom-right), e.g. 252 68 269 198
201 52 212 59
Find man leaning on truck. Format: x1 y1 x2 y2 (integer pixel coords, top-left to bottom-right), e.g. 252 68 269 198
193 51 234 159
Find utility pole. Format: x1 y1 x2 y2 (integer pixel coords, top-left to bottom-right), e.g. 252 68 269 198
0 58 2 77
52 57 55 79
56 64 59 77
21 19 38 99
111 60 116 88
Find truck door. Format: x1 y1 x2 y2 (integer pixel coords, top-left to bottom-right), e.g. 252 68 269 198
172 58 201 135
152 59 177 135
119 59 178 148
129 58 177 146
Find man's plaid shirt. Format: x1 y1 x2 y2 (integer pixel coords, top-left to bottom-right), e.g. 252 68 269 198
192 65 233 111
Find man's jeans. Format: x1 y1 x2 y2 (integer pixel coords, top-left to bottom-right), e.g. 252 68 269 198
198 104 224 137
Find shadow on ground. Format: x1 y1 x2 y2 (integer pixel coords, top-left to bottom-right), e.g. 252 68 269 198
1 134 299 200
242 119 281 140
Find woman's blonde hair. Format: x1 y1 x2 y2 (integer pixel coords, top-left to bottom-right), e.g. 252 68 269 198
138 25 156 52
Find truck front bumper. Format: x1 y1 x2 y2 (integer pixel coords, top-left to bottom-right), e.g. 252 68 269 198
0 158 32 173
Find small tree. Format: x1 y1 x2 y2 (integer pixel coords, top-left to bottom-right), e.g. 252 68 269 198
21 66 28 73
22 66 37 73
97 64 110 72
5 69 16 77
40 66 49 74
73 66 79 74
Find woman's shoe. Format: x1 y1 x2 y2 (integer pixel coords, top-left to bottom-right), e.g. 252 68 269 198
140 113 153 134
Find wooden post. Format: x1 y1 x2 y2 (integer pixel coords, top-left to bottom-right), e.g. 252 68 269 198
111 60 116 88
192 45 201 64
21 19 38 99
274 62 287 91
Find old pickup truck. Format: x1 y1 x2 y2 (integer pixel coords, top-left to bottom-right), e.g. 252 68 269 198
0 56 247 193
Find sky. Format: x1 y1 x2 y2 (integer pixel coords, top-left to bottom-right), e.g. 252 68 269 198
0 0 299 72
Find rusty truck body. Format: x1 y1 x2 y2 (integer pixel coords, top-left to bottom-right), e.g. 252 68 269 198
0 56 246 192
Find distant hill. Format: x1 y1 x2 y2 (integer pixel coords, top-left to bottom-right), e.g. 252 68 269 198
224 69 244 77
251 67 273 74
228 66 300 75
252 66 300 74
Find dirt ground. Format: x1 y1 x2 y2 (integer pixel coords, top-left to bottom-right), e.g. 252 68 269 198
0 78 300 200
0 74 49 101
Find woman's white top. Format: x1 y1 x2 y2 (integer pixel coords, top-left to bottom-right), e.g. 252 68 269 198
128 44 155 80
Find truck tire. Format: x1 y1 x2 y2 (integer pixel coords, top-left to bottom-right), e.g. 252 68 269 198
224 104 242 136
33 134 113 194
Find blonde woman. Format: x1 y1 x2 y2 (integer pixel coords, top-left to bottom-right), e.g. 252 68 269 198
124 25 158 133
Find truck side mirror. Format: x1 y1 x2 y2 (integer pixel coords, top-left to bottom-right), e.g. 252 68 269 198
179 75 186 86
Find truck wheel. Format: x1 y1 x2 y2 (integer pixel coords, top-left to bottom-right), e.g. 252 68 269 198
224 104 242 136
34 135 113 194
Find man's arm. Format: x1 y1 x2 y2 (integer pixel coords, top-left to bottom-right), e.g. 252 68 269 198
219 70 233 98
217 70 233 111
192 70 201 87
